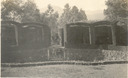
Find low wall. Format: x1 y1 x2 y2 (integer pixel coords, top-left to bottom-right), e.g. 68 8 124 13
2 48 128 63
65 49 127 61
49 48 127 62
108 45 128 51
65 49 104 61
2 48 48 63
102 50 127 61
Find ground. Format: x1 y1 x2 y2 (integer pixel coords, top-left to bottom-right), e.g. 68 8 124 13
1 64 127 78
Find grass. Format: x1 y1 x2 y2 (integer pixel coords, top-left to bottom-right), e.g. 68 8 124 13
1 64 127 78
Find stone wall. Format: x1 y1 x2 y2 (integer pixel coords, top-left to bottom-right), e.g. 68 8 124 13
102 50 127 61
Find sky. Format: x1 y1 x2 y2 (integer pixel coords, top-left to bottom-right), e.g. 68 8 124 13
34 0 107 20
34 0 106 11
1 0 107 20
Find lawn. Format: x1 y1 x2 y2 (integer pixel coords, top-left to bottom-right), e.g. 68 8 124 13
1 64 127 78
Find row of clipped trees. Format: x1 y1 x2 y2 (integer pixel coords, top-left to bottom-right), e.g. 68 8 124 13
1 0 128 45
1 0 87 45
104 0 128 46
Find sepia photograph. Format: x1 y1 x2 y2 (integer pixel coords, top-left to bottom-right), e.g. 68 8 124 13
1 0 128 77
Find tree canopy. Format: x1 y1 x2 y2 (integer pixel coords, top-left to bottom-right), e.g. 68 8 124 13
1 0 23 22
58 4 87 28
40 4 59 45
104 0 128 22
21 0 41 22
1 0 40 23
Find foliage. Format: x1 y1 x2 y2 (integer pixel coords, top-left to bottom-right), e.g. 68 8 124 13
1 0 40 23
104 0 128 21
1 1 88 45
1 0 23 22
41 5 59 28
115 25 127 46
58 4 87 28
1 0 60 45
104 0 128 46
21 0 41 22
40 4 60 45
